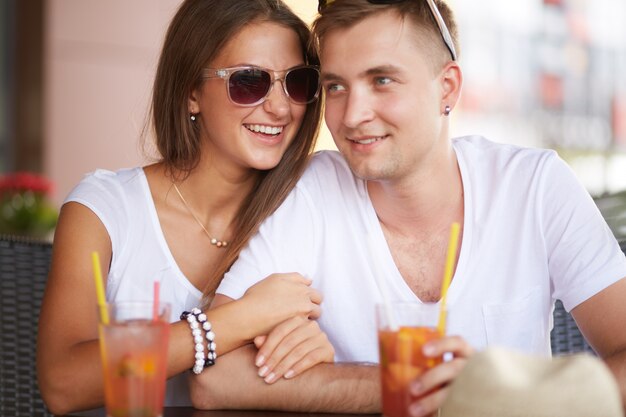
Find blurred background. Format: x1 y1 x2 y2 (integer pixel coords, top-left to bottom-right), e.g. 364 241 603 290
0 0 625 231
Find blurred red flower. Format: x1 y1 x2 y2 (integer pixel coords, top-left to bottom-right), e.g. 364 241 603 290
0 172 58 238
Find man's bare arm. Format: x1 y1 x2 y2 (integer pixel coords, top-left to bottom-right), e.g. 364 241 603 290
572 277 626 409
189 344 380 412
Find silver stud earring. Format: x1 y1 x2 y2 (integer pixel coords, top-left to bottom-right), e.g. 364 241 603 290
443 105 451 116
190 114 197 122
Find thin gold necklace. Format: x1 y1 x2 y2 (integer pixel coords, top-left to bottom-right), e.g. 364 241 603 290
172 183 228 248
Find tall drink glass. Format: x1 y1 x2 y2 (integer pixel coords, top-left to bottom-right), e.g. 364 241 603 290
376 302 444 417
99 301 171 417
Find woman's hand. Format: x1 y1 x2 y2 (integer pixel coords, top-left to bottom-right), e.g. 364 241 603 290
408 335 474 417
252 316 335 384
240 273 322 336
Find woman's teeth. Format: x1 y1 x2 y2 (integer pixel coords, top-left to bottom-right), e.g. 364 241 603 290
245 124 283 135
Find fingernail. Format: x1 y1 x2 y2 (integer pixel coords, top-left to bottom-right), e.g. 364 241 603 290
284 369 295 379
409 403 424 417
423 344 435 356
264 372 276 383
410 380 422 395
258 366 269 377
256 355 265 367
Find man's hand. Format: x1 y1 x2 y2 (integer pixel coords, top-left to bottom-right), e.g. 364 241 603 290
408 335 474 417
253 316 335 383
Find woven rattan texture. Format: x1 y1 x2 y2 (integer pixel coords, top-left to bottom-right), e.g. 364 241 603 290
550 300 595 355
0 236 53 417
550 242 625 356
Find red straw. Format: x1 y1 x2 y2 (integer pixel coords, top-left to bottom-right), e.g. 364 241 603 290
152 281 160 321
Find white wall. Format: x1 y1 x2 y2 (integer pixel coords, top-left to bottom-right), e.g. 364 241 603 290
44 0 177 205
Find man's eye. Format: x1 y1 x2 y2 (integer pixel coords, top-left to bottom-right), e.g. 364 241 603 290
375 77 392 86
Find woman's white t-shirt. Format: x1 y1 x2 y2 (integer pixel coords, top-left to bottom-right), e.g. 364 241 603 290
66 167 202 406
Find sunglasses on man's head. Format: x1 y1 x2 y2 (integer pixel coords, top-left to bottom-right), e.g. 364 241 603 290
203 65 321 107
317 0 457 61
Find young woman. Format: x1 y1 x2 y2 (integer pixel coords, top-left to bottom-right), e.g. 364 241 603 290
37 0 331 414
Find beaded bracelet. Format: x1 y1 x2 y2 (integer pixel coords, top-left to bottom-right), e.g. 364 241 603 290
180 309 205 374
202 317 217 366
180 308 217 374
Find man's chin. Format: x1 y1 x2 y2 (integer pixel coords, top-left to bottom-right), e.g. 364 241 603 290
349 164 385 182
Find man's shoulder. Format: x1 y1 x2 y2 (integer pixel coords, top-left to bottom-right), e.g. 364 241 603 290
454 135 556 159
453 135 558 174
299 150 358 188
309 149 352 171
277 149 366 217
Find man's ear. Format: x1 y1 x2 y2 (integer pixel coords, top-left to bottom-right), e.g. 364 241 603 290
440 62 462 113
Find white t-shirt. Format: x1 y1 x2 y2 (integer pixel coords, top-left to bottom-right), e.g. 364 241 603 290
66 167 202 406
217 136 626 363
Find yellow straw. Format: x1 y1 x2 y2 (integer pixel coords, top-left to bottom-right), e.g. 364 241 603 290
437 222 460 334
92 251 109 325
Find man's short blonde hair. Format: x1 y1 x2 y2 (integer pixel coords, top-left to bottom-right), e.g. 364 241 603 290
312 0 459 71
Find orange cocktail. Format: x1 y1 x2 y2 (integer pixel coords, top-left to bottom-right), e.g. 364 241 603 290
99 302 170 417
379 326 443 417
376 302 444 417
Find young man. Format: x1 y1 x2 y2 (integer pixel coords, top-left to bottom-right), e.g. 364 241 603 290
192 1 626 415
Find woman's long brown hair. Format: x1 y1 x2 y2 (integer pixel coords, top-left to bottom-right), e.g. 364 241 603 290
147 0 323 300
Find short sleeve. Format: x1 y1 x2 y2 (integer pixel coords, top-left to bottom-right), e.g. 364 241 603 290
64 169 132 260
541 155 626 310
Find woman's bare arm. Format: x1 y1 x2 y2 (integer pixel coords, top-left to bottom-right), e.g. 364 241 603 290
37 203 321 415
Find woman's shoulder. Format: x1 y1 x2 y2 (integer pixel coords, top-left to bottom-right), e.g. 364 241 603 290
62 167 152 250
65 167 146 203
78 166 144 187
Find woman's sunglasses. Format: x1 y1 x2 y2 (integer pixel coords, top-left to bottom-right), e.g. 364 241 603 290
203 65 321 107
317 0 457 61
